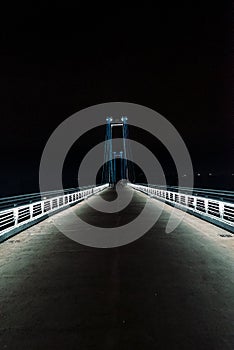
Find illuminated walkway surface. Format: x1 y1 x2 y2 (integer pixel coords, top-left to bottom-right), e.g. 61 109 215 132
0 188 234 350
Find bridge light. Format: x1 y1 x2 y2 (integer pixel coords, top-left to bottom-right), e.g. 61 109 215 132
106 117 113 123
121 116 128 122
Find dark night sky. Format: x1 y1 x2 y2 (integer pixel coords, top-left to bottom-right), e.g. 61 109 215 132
0 4 233 196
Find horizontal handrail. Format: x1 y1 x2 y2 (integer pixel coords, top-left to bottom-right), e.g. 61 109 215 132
129 183 234 233
136 184 234 203
0 184 109 242
0 185 103 210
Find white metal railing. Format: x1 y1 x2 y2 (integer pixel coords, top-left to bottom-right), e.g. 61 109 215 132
0 184 109 241
129 183 234 233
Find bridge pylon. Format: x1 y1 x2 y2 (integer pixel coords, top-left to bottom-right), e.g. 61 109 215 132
102 116 130 185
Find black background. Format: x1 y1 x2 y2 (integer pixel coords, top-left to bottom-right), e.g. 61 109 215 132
0 4 233 196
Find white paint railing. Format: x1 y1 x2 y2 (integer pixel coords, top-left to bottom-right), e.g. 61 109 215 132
129 183 234 233
0 184 109 242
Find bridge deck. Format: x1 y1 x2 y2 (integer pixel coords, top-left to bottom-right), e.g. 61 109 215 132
0 188 233 349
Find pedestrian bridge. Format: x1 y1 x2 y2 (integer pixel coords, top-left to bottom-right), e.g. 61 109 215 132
0 184 233 349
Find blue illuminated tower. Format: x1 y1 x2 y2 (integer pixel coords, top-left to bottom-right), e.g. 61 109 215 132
102 116 132 184
102 117 113 184
121 116 128 180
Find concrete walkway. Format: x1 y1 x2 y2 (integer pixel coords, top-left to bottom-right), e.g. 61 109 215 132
0 188 233 349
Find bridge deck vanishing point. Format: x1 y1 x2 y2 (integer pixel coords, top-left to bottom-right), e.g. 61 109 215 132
0 187 233 350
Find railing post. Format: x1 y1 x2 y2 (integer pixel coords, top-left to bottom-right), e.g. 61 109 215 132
219 202 224 221
29 203 33 220
204 198 208 215
13 207 18 227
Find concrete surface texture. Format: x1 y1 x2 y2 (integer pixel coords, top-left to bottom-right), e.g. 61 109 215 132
0 188 233 349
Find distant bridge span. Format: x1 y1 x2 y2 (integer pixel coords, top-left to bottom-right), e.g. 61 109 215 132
0 182 233 243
